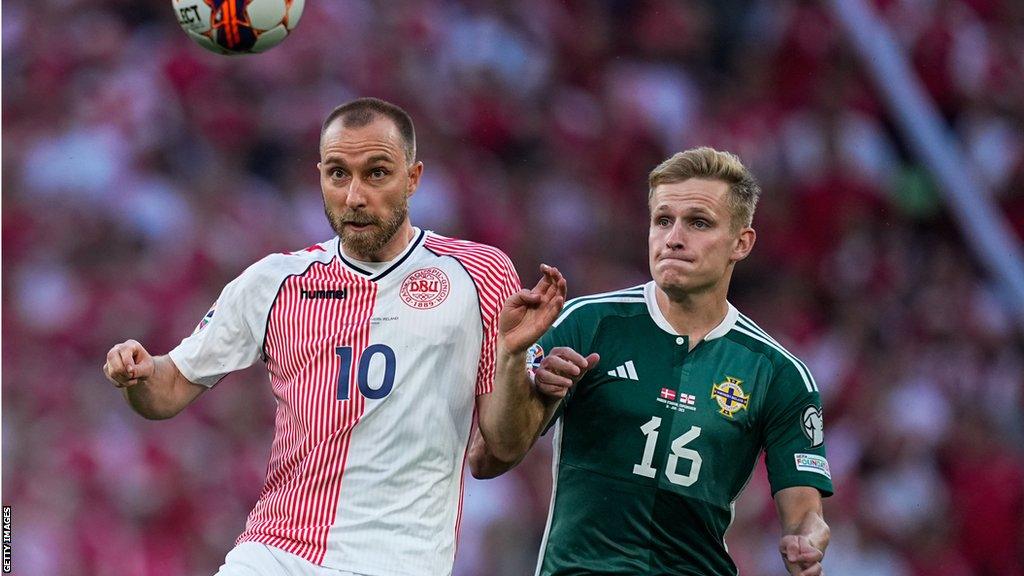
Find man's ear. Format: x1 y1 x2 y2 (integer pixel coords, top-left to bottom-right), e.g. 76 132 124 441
731 227 756 262
407 161 424 197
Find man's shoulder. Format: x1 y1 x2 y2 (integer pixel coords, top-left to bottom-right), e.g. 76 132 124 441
723 312 818 393
275 237 338 261
422 231 513 264
420 231 519 291
553 285 648 328
237 238 338 284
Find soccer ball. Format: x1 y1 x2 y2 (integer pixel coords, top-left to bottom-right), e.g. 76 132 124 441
173 0 304 55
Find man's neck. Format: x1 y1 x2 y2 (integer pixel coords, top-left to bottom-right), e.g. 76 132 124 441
654 285 729 349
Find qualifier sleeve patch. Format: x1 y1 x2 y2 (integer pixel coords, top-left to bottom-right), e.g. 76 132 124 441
801 405 824 447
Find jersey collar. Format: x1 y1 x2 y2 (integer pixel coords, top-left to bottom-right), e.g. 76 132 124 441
705 302 739 340
335 227 425 281
643 281 739 341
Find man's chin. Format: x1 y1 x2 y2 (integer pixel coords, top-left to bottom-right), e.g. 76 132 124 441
341 223 378 238
653 270 698 293
341 228 399 260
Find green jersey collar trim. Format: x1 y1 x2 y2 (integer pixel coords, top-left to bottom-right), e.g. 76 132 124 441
643 281 739 340
706 302 739 340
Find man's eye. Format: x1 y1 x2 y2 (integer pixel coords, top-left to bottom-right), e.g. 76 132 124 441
369 168 389 179
692 219 710 229
657 217 672 227
329 168 347 178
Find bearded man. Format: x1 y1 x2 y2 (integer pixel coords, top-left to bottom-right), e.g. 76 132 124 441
103 97 565 576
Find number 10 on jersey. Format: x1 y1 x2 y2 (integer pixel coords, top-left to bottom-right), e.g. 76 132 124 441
336 345 397 400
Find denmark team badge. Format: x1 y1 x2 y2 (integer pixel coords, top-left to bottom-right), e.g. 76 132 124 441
400 268 451 309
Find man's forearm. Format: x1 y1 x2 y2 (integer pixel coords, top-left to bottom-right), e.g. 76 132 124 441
123 355 203 420
477 346 558 465
778 486 830 557
784 509 830 553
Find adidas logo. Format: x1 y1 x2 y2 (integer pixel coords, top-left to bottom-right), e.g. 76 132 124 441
608 360 639 381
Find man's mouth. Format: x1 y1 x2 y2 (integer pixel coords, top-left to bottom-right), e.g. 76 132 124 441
660 254 693 263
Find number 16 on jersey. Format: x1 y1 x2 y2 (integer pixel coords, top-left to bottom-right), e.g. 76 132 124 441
632 416 703 487
336 345 397 400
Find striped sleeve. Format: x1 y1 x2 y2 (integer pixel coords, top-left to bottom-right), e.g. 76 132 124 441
423 235 522 395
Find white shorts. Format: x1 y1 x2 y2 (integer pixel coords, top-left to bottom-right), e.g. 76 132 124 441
215 542 365 576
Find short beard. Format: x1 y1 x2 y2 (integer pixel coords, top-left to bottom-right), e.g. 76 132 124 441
325 200 409 261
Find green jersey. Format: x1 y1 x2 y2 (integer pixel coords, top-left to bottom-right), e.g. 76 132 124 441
532 282 833 576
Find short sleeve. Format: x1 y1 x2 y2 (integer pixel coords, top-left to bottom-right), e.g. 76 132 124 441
168 269 263 388
762 360 834 497
473 252 522 396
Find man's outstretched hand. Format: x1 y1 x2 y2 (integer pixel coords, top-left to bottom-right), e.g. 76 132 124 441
498 264 566 354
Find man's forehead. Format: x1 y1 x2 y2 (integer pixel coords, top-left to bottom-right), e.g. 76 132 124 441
320 117 404 155
650 179 729 209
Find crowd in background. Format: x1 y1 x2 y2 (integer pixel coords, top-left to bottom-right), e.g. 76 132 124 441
3 0 1023 575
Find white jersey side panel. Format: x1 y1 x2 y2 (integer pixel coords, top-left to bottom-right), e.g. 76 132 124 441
324 252 483 576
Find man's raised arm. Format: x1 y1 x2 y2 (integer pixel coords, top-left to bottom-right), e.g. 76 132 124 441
103 339 206 420
471 265 598 478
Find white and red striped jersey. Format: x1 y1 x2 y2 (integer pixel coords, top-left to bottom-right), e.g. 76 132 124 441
168 229 520 576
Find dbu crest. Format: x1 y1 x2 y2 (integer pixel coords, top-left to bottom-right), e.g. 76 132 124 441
400 268 451 309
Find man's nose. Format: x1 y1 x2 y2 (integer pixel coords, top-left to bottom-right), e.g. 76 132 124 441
345 178 367 209
665 221 686 249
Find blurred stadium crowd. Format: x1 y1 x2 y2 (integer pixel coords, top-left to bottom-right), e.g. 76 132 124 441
3 0 1024 575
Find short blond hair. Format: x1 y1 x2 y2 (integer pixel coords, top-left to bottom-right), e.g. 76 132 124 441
647 146 760 229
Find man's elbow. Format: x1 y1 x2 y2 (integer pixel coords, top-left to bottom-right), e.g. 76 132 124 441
469 454 519 479
123 391 188 421
137 407 181 420
488 435 540 470
468 441 524 479
128 402 183 421
468 458 503 480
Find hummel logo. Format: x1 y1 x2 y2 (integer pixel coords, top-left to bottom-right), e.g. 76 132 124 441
301 289 347 300
608 360 639 381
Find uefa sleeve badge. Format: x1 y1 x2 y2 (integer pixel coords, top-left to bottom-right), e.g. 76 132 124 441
801 405 824 447
526 343 545 375
193 301 218 334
